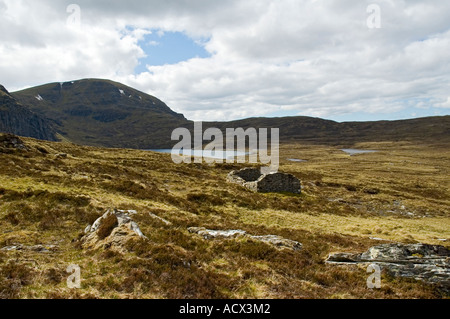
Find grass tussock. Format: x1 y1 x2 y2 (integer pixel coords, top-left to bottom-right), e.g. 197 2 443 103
0 260 35 298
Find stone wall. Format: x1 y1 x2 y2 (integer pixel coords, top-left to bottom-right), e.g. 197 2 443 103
254 172 301 194
232 168 262 182
227 168 301 194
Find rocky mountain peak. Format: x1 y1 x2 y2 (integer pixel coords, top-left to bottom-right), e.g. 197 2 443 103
0 84 57 141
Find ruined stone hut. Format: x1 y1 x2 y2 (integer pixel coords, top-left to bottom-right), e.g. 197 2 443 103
227 168 301 194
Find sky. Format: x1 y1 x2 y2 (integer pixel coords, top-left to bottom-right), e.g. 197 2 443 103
0 0 449 122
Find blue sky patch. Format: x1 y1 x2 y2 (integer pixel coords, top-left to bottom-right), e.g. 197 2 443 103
135 31 210 73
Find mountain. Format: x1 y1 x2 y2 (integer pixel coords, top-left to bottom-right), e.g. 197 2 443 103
204 115 450 146
0 84 57 141
4 78 449 149
11 79 188 149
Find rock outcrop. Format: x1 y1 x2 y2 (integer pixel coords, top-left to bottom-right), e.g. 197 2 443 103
227 168 301 194
0 84 57 141
0 134 28 151
188 227 302 251
326 243 450 290
81 209 146 251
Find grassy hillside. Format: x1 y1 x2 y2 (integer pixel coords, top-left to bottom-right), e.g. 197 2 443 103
0 134 448 299
203 115 450 146
12 79 188 149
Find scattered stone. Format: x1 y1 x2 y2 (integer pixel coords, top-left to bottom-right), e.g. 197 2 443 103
81 209 146 251
188 227 302 251
29 245 57 253
364 188 380 195
1 244 57 253
326 243 450 290
148 212 172 226
0 134 28 150
369 237 388 241
1 245 22 252
85 209 144 237
326 252 358 263
227 168 301 194
188 227 247 239
55 153 68 159
251 235 303 251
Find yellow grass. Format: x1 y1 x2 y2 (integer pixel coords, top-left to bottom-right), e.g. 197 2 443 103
0 135 448 299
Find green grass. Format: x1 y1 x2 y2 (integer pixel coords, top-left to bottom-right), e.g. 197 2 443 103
0 134 448 299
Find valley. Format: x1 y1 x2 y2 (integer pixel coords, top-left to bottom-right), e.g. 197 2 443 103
0 79 449 299
0 134 448 298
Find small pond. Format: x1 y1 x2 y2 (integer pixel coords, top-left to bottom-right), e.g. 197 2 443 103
148 149 249 160
341 149 378 155
287 159 308 162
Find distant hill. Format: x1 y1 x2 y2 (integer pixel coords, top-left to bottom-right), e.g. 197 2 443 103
2 78 448 148
0 84 57 141
204 115 450 146
11 79 188 149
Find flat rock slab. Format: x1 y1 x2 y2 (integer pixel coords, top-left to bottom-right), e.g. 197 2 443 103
1 244 57 253
327 243 450 290
188 227 247 239
188 227 302 251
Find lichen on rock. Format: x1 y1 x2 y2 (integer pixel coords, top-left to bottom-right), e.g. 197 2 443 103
188 227 302 251
81 209 146 252
326 243 450 291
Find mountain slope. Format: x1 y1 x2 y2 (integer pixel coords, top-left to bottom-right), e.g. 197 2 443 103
8 78 450 149
12 79 188 149
204 115 450 146
0 84 57 141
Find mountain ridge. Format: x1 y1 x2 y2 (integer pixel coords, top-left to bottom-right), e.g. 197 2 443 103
1 79 449 148
11 79 187 149
0 84 57 141
203 115 450 146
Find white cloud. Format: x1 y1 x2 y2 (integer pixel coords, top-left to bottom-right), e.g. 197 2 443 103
0 0 449 121
436 97 450 109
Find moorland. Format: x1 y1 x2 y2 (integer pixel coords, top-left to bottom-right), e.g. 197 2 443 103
0 134 448 299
